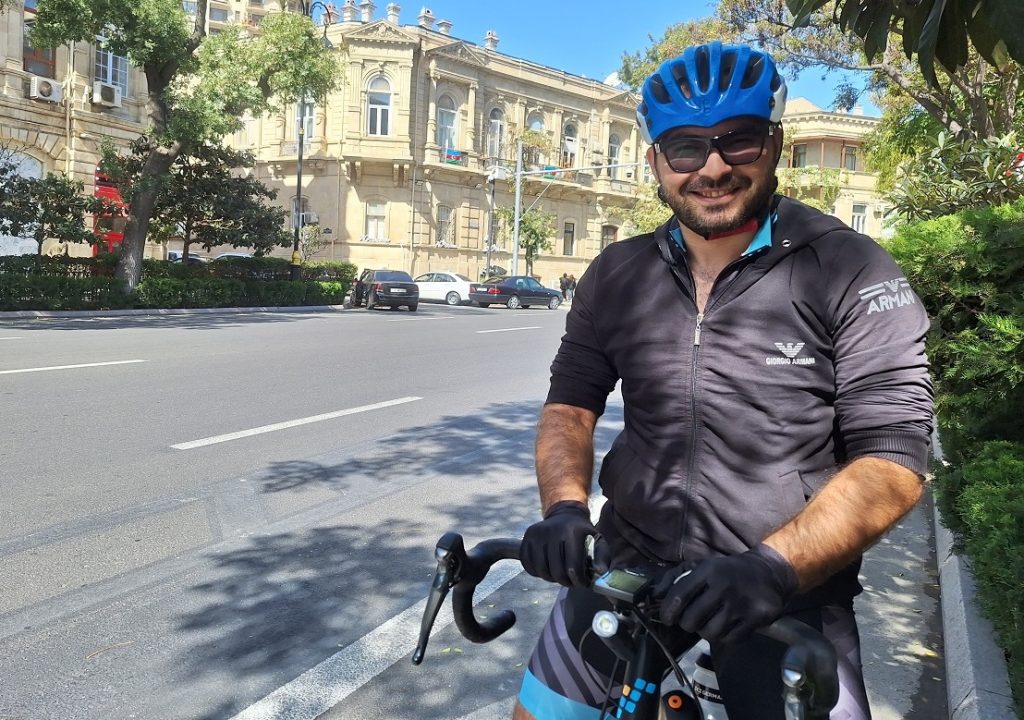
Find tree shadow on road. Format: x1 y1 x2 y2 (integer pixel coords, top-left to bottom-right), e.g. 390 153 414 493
0 308 346 332
170 400 624 719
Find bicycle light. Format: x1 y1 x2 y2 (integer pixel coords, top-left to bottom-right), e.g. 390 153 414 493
592 610 620 638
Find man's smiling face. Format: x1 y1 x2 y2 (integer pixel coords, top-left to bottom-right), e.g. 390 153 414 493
647 117 783 237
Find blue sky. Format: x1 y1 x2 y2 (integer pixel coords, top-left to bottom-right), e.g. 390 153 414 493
396 0 879 116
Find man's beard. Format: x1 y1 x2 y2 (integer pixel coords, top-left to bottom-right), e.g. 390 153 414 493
658 172 778 237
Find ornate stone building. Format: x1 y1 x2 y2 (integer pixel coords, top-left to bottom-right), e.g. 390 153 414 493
1 0 889 271
782 97 887 239
0 0 151 254
237 1 644 284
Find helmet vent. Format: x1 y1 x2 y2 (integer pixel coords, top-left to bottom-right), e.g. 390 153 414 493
741 55 764 89
650 76 670 104
695 46 711 93
719 51 737 93
670 62 693 99
770 71 782 92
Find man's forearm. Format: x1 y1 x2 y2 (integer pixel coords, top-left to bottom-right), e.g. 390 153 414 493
534 403 598 514
762 456 924 593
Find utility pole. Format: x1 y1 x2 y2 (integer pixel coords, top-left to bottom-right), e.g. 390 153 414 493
511 139 524 276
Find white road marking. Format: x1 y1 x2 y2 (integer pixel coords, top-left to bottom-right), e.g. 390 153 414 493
385 315 456 322
475 327 542 334
0 359 146 375
171 396 423 450
0 336 23 340
229 560 524 720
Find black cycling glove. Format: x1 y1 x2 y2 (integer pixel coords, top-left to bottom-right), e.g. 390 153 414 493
520 500 595 588
655 544 798 644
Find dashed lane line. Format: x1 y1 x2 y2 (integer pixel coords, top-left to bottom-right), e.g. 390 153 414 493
475 326 542 334
171 396 423 450
0 359 146 375
228 560 524 720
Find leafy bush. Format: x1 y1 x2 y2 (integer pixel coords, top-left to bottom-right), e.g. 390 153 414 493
887 200 1024 465
889 201 1024 713
0 274 131 310
0 254 117 278
304 260 357 283
208 256 292 281
934 442 1024 709
888 132 1024 222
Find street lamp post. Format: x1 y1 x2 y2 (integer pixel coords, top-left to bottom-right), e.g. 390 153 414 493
485 164 508 277
290 0 333 281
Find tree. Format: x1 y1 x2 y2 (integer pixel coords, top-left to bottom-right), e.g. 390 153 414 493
787 0 1024 87
0 157 109 255
621 2 1024 143
607 181 671 236
28 0 337 291
102 139 291 259
495 206 555 278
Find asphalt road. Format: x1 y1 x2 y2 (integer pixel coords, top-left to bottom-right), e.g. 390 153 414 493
0 302 945 720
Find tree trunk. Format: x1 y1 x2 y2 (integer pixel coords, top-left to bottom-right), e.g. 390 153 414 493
114 148 177 293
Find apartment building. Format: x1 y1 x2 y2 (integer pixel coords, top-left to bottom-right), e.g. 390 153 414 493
0 0 152 254
1 0 888 270
782 97 887 238
235 1 645 283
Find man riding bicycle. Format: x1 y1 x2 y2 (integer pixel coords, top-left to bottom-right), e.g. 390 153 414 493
513 42 933 720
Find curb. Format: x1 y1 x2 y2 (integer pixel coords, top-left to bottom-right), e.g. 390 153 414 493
932 434 1017 720
934 507 1016 720
0 304 347 319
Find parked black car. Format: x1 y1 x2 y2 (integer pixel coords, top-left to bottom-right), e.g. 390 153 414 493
351 269 420 311
469 275 561 310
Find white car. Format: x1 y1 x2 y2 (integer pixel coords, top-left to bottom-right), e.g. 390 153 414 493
413 271 474 306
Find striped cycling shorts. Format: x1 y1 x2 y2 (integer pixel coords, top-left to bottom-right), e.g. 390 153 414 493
518 587 871 720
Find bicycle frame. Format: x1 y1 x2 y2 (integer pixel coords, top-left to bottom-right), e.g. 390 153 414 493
413 532 839 720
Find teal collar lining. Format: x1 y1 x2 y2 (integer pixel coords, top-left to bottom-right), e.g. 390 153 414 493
669 212 775 257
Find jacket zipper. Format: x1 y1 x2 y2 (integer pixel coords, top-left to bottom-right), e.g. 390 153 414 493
677 253 758 560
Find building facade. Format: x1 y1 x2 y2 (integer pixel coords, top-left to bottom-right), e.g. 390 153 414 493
782 97 886 239
1 0 889 272
235 1 644 285
0 0 151 255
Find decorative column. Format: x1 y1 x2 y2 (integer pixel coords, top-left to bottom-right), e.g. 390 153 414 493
466 82 478 154
426 65 439 150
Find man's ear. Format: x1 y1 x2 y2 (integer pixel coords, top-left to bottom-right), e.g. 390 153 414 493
645 146 660 184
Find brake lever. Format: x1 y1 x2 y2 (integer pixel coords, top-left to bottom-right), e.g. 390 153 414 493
412 531 466 665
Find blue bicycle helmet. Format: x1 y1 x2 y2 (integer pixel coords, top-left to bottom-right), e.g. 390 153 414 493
636 41 787 144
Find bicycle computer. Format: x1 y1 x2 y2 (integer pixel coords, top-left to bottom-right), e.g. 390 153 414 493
592 568 653 604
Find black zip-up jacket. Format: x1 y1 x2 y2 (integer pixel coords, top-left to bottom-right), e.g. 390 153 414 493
546 196 934 608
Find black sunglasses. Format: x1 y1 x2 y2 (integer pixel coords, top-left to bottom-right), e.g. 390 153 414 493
655 122 776 173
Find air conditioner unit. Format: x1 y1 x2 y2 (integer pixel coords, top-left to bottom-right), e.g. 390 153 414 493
301 211 319 225
28 76 62 103
92 81 122 108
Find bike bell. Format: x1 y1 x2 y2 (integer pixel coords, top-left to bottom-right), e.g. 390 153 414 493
691 651 729 720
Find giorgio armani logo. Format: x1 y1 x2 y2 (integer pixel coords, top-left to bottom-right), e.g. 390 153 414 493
767 342 815 366
859 277 915 314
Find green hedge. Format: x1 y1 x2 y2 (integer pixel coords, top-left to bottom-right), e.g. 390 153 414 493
888 200 1024 715
0 274 131 310
933 442 1024 709
0 256 354 310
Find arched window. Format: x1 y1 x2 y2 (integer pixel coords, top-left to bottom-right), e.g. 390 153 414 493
367 76 391 136
525 112 546 167
487 107 505 159
436 94 458 151
607 134 621 178
561 123 577 168
0 152 44 255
